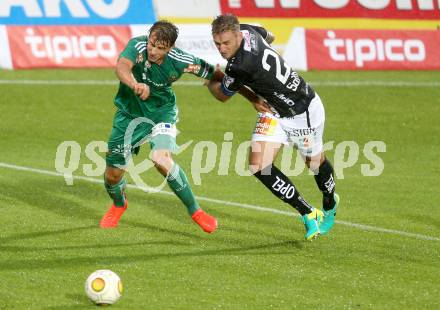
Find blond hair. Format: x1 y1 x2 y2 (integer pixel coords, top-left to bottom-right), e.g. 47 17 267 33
211 14 240 35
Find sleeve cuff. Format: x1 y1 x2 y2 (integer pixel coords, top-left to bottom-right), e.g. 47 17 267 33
220 82 236 96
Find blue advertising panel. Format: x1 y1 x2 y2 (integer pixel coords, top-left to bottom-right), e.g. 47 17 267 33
0 0 156 25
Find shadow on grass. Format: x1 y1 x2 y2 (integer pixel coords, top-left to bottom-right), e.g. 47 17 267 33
0 240 302 271
1 177 307 271
44 293 91 309
2 176 298 246
210 208 301 237
0 240 190 253
0 178 206 242
1 177 103 221
123 218 204 240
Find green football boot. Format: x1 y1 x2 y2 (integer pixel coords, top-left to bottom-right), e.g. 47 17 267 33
319 193 340 235
302 208 324 241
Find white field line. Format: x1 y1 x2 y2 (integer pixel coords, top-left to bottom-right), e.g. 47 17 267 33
0 79 440 87
0 162 439 242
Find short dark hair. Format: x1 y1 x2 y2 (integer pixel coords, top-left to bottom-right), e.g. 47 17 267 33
148 20 179 47
211 14 240 35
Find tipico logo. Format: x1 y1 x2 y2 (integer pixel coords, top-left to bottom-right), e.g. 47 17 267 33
24 28 117 64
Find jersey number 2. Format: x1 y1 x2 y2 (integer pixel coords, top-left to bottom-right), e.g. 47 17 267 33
262 49 291 84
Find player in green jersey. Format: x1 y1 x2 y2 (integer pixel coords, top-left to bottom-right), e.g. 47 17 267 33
100 21 219 232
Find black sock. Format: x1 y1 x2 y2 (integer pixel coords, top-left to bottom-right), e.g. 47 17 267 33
314 158 336 211
254 165 313 216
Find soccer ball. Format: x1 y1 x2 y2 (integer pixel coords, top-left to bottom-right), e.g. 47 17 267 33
85 270 123 305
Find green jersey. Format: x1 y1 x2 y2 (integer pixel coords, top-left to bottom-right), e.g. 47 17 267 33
114 35 214 118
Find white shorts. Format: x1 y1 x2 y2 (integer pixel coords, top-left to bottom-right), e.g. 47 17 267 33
252 93 326 157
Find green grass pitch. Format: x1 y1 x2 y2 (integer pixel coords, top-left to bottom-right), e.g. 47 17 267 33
0 69 439 309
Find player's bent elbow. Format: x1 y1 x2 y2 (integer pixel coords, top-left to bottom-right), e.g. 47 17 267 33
216 94 231 102
207 82 231 102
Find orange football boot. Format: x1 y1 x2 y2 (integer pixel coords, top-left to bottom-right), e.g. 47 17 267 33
100 200 128 229
191 209 218 233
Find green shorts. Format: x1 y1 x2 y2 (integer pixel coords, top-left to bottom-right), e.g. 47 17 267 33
106 109 178 167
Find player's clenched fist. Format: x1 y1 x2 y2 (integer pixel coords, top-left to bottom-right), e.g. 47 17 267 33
133 83 150 100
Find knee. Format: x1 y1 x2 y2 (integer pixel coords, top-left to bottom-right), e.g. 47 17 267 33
151 150 169 167
248 163 261 175
151 150 174 174
248 152 264 174
305 151 325 172
105 167 123 185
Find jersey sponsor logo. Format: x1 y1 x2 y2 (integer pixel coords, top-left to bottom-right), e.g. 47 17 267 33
142 72 174 88
286 127 318 151
273 91 295 106
144 76 168 87
287 71 301 91
254 112 278 135
250 33 258 53
168 75 178 83
7 26 130 68
302 137 311 149
0 0 156 25
288 128 317 138
271 176 295 200
223 75 235 88
136 53 144 64
242 30 252 52
295 136 316 152
241 29 258 54
220 0 440 19
184 64 201 74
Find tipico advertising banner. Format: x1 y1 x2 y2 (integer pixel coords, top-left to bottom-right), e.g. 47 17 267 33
221 0 440 19
283 28 440 70
0 0 157 69
0 0 156 25
2 24 226 69
7 25 132 69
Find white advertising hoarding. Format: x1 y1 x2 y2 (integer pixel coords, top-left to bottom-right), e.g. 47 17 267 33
131 24 226 66
0 25 12 69
153 0 221 18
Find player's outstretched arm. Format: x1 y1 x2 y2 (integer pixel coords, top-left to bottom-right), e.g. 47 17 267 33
207 68 271 112
116 57 150 100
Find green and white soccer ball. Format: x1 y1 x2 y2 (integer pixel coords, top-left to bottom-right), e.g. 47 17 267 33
85 270 123 305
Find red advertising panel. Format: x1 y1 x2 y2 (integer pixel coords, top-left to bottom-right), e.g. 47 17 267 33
7 26 132 69
305 29 440 70
221 0 440 19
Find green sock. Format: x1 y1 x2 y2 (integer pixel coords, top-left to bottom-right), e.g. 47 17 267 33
104 177 126 207
167 163 200 215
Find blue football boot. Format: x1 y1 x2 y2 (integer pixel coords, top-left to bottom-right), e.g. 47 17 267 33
319 193 340 235
302 208 324 240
